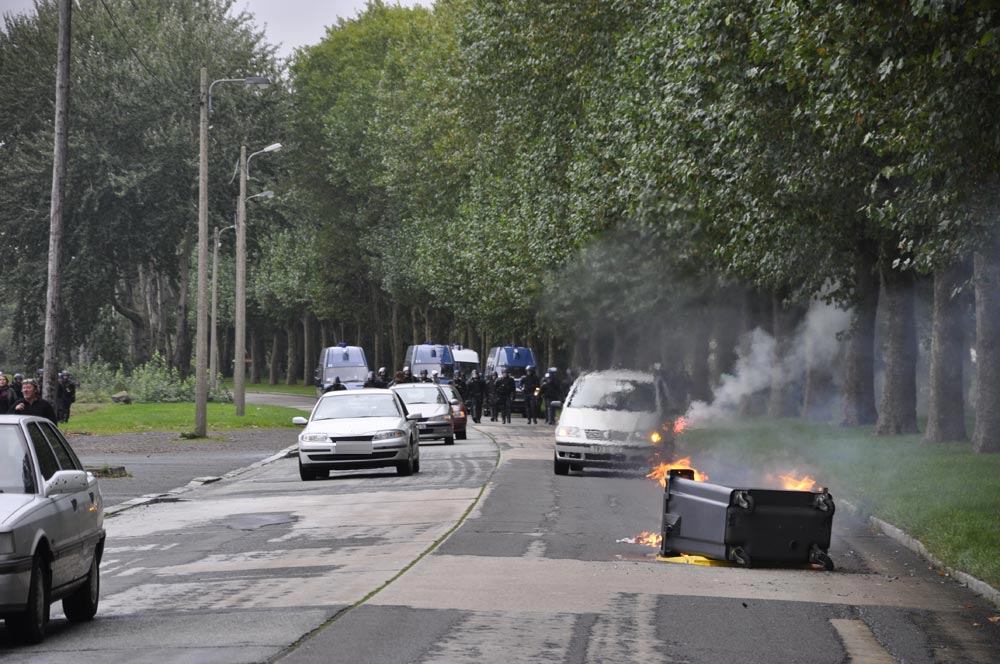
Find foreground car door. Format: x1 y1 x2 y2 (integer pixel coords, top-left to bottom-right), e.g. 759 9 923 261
24 422 83 588
39 421 102 580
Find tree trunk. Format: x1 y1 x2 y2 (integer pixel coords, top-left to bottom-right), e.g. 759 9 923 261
875 267 919 435
768 296 805 418
302 311 314 387
249 328 261 384
802 306 839 422
689 309 712 402
739 289 772 416
285 320 298 385
42 0 71 403
391 302 401 372
269 331 280 385
842 246 880 426
172 233 194 377
924 259 970 443
711 292 741 386
972 239 1000 453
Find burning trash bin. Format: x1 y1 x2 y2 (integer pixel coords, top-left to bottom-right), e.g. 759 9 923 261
659 469 835 570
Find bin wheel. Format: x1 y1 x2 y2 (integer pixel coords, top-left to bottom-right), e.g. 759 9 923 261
810 546 835 571
731 547 751 567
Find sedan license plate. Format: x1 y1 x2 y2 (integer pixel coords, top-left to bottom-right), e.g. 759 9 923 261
335 441 373 456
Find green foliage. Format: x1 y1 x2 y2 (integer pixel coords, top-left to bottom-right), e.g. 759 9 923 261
69 354 231 403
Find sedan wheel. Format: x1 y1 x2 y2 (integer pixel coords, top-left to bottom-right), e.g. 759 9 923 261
397 449 415 476
444 435 455 445
553 452 570 476
299 460 324 481
8 555 49 644
63 551 100 622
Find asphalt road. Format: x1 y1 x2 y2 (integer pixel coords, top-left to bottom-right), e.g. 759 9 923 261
2 412 998 662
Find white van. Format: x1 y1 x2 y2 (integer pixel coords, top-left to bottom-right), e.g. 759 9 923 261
452 346 480 377
553 370 673 475
315 344 369 396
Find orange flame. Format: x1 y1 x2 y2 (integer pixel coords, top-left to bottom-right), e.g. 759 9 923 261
647 457 709 486
778 473 817 491
617 531 662 547
636 531 662 547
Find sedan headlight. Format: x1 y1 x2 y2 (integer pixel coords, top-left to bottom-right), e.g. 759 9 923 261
299 433 330 444
556 425 581 438
372 429 405 441
428 414 452 423
0 532 14 555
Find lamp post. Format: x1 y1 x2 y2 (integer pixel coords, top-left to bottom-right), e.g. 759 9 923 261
195 67 270 437
235 142 281 416
210 222 236 390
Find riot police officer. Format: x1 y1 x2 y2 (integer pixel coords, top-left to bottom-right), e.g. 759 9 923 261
494 368 515 424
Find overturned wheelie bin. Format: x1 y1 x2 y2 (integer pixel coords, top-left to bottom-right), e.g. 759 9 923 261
659 468 836 570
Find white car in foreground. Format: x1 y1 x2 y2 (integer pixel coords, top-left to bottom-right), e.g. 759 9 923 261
553 370 674 475
0 415 104 644
294 389 421 480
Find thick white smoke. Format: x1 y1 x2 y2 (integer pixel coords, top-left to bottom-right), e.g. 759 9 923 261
686 301 851 425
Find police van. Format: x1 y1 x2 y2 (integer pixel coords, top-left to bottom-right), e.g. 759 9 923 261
315 343 369 396
484 345 537 413
451 345 480 377
403 343 455 383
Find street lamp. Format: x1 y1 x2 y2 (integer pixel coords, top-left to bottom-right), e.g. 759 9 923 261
235 142 282 416
210 222 236 390
196 68 271 437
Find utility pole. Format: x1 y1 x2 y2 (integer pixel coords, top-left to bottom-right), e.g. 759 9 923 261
210 225 221 391
235 145 248 415
195 66 209 437
43 0 71 403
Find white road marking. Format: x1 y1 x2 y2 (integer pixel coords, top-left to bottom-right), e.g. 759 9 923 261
829 619 898 663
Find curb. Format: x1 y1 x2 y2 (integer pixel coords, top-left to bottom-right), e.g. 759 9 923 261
840 498 1000 608
104 443 299 518
868 516 1000 608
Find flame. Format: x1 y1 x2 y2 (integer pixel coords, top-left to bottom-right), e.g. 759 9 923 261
616 531 662 547
673 417 687 434
650 431 662 445
778 473 817 491
646 457 709 486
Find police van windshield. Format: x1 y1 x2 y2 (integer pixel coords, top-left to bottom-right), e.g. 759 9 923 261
323 367 368 384
326 348 366 368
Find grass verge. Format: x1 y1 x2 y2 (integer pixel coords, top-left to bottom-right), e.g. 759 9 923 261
677 419 1000 591
64 402 303 436
219 379 317 397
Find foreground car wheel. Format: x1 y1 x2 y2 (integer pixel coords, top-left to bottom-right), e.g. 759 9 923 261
397 451 414 476
444 435 455 445
8 555 49 644
63 551 100 622
554 452 570 476
299 460 325 481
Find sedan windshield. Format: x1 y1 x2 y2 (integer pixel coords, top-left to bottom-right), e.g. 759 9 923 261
0 425 37 494
313 394 400 421
395 387 446 405
566 378 656 412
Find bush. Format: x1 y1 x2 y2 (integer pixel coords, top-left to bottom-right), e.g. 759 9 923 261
69 355 232 404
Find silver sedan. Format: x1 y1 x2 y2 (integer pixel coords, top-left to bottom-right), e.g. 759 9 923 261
0 415 105 644
294 389 422 480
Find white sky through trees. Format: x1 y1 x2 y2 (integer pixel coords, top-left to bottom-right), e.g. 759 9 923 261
0 0 427 59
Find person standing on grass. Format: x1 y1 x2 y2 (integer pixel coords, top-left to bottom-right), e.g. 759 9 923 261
12 379 57 423
56 371 76 423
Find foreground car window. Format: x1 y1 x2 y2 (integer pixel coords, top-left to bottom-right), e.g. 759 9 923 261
0 424 38 494
397 387 445 405
566 379 656 412
26 423 61 481
313 394 400 420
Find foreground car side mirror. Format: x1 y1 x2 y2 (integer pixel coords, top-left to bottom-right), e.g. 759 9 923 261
45 470 89 497
406 413 422 421
549 401 562 409
450 398 460 405
292 416 308 426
